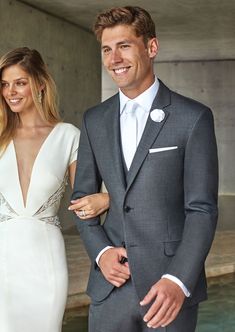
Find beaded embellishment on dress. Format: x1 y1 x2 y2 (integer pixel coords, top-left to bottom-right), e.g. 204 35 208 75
0 174 67 228
0 192 19 222
34 175 67 217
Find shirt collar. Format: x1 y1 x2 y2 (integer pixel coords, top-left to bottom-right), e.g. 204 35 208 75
119 76 159 115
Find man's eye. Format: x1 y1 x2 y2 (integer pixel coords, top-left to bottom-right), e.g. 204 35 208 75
103 48 111 54
120 44 130 49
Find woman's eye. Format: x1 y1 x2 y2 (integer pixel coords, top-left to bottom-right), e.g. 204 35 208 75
1 82 8 88
16 81 26 86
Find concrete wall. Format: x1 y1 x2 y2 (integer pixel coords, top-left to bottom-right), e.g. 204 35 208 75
156 60 235 195
0 0 101 230
102 48 235 196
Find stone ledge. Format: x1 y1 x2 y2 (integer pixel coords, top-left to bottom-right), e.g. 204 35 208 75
66 293 90 312
206 263 235 278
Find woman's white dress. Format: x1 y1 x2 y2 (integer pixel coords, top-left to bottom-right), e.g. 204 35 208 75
0 123 80 332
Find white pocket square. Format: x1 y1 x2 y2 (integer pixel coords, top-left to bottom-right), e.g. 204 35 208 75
149 146 178 153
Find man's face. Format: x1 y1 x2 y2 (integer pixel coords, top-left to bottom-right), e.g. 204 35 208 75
101 24 158 98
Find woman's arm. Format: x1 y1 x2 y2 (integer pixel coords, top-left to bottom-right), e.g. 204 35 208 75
68 161 110 219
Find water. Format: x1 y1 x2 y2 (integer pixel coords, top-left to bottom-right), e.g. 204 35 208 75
63 274 235 332
63 315 88 332
196 274 235 332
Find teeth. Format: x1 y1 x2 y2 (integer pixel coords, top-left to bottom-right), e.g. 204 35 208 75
9 99 21 104
114 67 128 74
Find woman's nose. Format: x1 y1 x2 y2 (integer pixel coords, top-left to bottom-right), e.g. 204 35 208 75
8 84 16 95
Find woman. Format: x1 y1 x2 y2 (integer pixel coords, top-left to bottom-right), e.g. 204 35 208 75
0 47 109 332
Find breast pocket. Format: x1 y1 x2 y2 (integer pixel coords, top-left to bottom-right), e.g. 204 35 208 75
147 147 184 169
149 146 178 154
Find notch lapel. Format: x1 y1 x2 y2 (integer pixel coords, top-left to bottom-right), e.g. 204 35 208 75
103 94 126 193
126 81 171 191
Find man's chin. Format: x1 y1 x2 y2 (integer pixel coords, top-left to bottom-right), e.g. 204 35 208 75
110 74 129 86
111 80 131 90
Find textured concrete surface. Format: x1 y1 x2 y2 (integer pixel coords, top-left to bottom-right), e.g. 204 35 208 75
21 0 235 62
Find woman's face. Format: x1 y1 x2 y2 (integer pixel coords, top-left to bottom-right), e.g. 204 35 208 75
1 64 35 115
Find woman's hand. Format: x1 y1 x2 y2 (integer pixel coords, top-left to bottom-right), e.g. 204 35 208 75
68 193 110 219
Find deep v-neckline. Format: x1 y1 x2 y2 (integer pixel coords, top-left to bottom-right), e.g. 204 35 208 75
12 123 60 209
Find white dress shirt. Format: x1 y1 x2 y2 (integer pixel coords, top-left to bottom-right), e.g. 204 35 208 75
96 77 190 297
119 77 160 160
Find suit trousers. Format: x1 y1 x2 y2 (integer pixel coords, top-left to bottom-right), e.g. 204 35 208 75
88 280 198 332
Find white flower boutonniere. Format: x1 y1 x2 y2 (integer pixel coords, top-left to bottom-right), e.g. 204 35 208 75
150 109 165 123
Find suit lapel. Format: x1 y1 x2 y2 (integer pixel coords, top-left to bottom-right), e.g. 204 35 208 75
126 81 171 190
103 94 126 191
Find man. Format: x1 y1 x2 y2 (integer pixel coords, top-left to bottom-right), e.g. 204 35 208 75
72 6 218 332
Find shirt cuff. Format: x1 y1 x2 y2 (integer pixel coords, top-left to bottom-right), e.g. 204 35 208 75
162 274 191 297
96 246 114 266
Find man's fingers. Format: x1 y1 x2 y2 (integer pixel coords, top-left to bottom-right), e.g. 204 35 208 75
118 247 128 259
141 279 185 328
145 300 176 328
108 276 129 287
140 284 158 306
106 261 130 286
156 306 178 328
109 263 130 279
99 247 130 285
116 262 130 275
142 295 163 323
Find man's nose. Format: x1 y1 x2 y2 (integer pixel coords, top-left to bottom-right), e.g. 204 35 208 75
110 49 122 64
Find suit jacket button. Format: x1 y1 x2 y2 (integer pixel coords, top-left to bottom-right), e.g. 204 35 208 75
124 206 131 213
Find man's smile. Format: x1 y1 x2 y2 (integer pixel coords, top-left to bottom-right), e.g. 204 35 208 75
112 66 131 75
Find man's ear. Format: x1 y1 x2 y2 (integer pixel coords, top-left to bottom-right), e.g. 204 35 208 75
147 38 159 58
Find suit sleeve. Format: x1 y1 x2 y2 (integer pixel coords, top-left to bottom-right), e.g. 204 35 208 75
165 108 218 294
72 113 113 264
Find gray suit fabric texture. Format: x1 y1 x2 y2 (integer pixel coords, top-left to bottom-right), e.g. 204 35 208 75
72 80 218 329
88 279 198 332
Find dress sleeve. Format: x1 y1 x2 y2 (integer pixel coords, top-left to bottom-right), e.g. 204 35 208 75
69 126 80 165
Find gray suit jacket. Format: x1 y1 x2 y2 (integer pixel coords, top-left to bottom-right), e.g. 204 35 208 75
72 80 218 307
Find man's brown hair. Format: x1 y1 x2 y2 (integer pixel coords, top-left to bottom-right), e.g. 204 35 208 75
93 6 156 44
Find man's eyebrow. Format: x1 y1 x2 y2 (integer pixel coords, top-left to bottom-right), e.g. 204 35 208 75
102 40 133 49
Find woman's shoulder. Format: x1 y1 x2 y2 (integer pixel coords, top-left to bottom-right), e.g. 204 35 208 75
57 122 80 136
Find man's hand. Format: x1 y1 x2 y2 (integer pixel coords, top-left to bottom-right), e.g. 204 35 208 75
99 247 130 287
140 278 185 328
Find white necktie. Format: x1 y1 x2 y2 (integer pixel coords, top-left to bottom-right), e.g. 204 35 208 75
121 100 138 170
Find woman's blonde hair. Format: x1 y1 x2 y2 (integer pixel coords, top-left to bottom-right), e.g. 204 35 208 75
0 47 61 154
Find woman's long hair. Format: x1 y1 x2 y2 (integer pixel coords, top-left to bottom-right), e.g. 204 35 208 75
0 47 61 154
